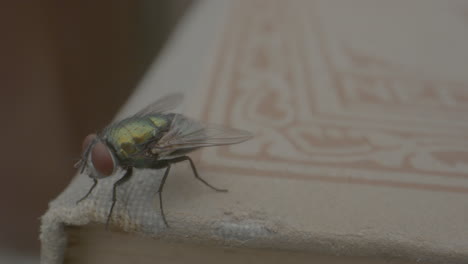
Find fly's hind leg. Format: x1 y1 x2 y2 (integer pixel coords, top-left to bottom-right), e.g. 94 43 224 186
156 165 171 227
169 156 228 192
76 178 98 204
106 167 133 229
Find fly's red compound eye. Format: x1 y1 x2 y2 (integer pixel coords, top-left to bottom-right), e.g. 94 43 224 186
91 141 115 176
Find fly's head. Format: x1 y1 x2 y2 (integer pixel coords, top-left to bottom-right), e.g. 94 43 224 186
75 133 117 179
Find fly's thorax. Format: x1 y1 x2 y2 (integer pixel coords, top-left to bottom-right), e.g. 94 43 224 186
105 114 172 160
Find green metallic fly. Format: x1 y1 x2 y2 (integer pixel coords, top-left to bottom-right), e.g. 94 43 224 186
74 93 252 227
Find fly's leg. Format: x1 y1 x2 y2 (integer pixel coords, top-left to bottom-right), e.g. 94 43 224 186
157 165 171 227
169 156 228 192
76 178 98 204
106 167 133 229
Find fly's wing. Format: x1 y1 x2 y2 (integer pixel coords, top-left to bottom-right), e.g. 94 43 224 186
101 93 183 137
151 114 253 157
133 93 184 117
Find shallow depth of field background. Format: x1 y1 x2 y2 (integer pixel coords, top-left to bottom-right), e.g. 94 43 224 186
0 1 192 261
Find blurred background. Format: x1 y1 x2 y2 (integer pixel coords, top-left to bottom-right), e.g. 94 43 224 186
0 0 192 261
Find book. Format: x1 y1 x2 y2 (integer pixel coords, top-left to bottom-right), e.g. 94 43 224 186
41 0 468 263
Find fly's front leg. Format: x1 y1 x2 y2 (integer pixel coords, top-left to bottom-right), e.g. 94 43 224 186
76 177 98 204
106 167 133 229
169 156 228 192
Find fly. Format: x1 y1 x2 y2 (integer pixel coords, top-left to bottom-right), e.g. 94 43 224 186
74 93 252 228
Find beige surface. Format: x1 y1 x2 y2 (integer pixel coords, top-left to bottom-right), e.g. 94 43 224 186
41 0 468 263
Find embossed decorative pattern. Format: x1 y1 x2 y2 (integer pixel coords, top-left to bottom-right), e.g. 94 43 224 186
200 0 468 193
